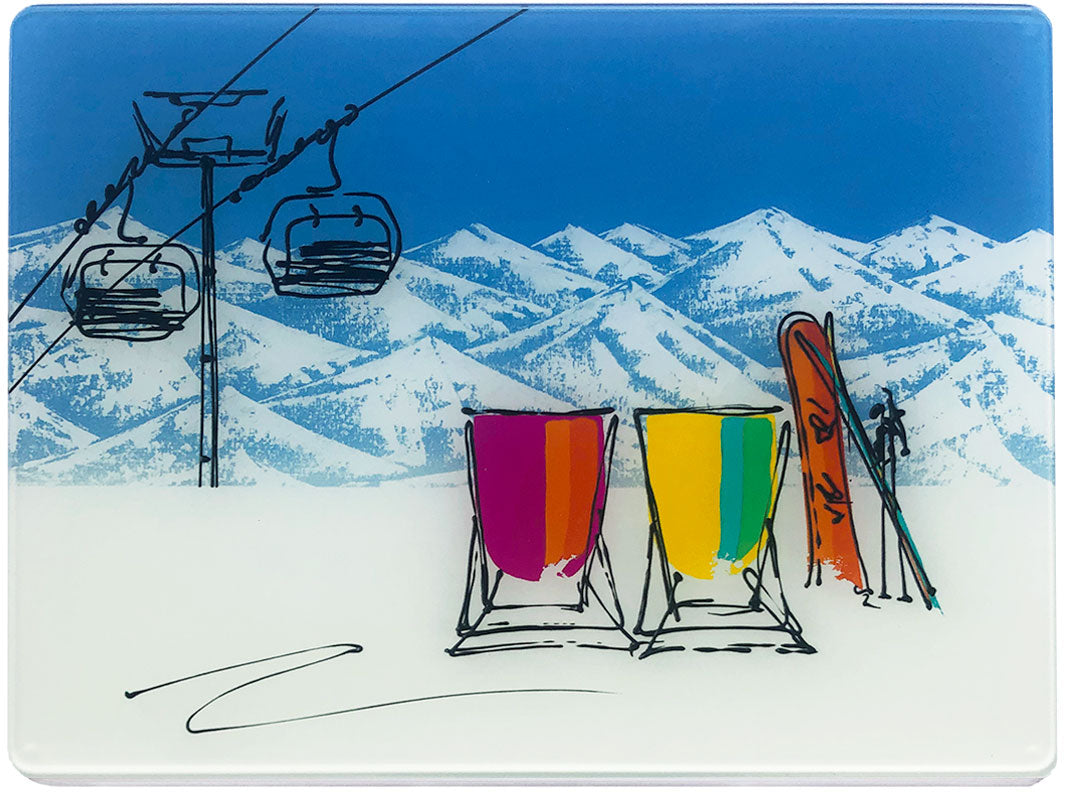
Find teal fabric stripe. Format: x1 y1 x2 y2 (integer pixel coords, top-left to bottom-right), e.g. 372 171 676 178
737 417 775 561
717 416 745 561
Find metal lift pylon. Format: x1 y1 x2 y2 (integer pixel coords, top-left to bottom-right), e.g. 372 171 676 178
142 89 282 487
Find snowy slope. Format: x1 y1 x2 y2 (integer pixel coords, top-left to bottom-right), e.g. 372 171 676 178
404 223 603 309
8 299 379 440
471 282 783 480
215 238 279 305
8 209 1054 487
393 259 551 344
192 302 377 401
986 312 1054 394
655 207 972 366
894 332 1052 486
824 333 979 409
19 386 406 486
534 224 662 287
8 391 97 467
9 207 185 316
909 230 1053 326
818 322 1048 485
9 306 200 437
219 241 549 348
600 222 693 272
862 215 997 281
218 259 474 352
935 327 1054 480
268 337 571 472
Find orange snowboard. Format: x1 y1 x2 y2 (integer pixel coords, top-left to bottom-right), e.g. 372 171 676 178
778 312 869 592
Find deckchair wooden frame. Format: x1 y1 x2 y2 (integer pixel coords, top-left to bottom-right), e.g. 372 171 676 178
447 409 638 657
632 407 815 659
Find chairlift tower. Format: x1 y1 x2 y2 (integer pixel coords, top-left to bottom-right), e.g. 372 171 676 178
11 8 524 487
143 90 281 487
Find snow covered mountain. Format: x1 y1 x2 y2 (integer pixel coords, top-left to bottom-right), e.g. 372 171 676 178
9 206 175 316
986 312 1053 394
862 215 997 281
600 222 693 272
534 224 662 287
890 330 1053 485
10 306 200 437
218 238 552 348
654 207 974 366
834 322 1052 484
909 229 1053 326
8 207 1053 487
393 258 551 342
19 386 407 486
472 281 782 479
684 207 869 260
9 390 97 467
268 337 570 473
404 223 603 309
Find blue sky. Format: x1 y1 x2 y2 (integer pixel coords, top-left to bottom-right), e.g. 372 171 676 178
10 4 1052 247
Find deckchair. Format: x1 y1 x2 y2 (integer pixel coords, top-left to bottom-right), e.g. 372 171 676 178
632 406 814 657
448 408 637 656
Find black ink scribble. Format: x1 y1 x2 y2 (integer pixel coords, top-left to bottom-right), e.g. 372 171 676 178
125 643 610 734
870 386 913 602
630 407 815 658
8 9 321 326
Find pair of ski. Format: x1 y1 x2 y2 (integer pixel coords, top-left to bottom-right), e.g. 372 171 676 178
778 312 939 611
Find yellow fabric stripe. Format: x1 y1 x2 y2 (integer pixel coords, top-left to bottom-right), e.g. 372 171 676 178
645 413 722 580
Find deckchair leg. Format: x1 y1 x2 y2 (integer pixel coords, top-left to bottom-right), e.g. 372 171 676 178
741 421 815 653
584 536 638 652
455 517 483 634
633 527 656 636
634 521 686 658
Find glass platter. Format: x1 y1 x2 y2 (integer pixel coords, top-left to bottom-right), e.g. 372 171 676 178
6 2 1054 784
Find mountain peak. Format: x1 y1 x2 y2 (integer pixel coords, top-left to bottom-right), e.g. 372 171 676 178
685 206 804 241
533 226 661 287
606 221 651 236
742 206 797 226
599 223 693 269
1009 228 1053 245
864 214 997 281
466 222 497 238
533 223 594 248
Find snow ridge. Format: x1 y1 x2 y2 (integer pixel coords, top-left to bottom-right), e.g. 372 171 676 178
9 209 1053 486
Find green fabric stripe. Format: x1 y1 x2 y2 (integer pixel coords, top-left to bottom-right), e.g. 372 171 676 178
717 417 745 561
736 417 775 560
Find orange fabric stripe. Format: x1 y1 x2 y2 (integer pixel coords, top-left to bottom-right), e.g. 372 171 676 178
544 420 571 566
544 418 600 567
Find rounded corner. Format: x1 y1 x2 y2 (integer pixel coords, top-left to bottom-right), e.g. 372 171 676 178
7 740 52 786
10 4 49 40
1027 742 1058 782
1015 4 1053 36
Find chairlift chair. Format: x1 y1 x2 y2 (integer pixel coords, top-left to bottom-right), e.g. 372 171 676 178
61 243 200 341
260 191 401 298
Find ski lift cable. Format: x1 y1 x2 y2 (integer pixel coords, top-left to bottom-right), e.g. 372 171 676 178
7 6 321 326
8 7 530 395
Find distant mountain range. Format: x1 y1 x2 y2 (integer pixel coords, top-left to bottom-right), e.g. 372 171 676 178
8 206 1053 486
